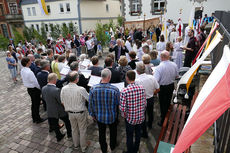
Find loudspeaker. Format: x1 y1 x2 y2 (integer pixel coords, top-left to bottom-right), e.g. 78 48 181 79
195 10 203 19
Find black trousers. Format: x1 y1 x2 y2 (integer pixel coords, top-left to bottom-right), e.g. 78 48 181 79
125 120 142 153
97 121 117 153
88 49 95 58
142 97 155 134
48 115 72 139
159 83 174 124
184 54 193 67
27 88 41 122
94 45 97 55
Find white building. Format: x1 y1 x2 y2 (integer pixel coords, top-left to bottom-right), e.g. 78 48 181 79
123 0 230 24
21 0 121 34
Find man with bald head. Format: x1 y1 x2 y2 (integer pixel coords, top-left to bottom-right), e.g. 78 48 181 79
154 51 178 126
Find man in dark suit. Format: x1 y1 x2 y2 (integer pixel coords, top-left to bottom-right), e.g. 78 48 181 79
28 54 40 75
133 28 143 41
104 57 121 83
109 39 129 62
42 73 72 142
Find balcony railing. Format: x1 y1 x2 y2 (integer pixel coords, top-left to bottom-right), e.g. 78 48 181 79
5 14 23 21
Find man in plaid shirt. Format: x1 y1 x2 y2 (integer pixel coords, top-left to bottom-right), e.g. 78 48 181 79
120 70 147 153
88 68 120 153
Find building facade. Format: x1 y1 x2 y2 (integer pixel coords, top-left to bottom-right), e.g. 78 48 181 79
123 0 230 24
0 0 24 38
21 0 121 34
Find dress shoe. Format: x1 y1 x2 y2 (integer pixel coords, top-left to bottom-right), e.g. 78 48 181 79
49 129 53 133
57 134 65 142
36 118 46 124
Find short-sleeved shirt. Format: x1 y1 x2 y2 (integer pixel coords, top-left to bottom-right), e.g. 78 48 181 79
154 60 178 86
135 74 159 99
6 57 16 69
186 36 196 58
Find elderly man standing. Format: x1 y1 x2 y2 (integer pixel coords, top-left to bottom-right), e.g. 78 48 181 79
42 73 72 142
120 70 146 153
109 39 129 62
154 51 178 126
88 69 120 153
61 71 89 152
135 63 160 138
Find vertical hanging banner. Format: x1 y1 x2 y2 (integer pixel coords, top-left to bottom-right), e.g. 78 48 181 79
173 45 230 153
37 0 48 15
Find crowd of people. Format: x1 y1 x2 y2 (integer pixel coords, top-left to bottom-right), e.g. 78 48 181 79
5 15 211 153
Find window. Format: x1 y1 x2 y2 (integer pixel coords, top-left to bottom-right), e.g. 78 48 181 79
0 4 4 15
106 4 109 12
32 7 36 16
130 0 142 16
66 3 70 12
1 24 9 38
49 24 53 31
31 24 34 29
45 24 48 32
27 8 31 16
47 5 51 13
60 4 64 12
9 3 17 14
36 24 39 32
151 0 165 15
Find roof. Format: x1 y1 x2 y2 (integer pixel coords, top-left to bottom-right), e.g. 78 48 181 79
21 0 58 5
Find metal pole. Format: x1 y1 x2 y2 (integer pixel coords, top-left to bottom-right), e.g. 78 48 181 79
77 0 82 34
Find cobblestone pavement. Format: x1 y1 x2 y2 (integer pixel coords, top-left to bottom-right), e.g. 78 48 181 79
0 54 161 153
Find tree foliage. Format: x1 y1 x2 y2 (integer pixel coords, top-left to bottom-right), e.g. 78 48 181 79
0 34 9 51
61 23 69 38
117 15 124 27
41 23 47 41
95 23 109 47
12 26 24 45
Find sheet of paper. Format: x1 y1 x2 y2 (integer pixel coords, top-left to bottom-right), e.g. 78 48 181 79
80 69 92 79
60 66 70 76
170 147 174 153
81 59 91 67
111 82 125 91
151 67 156 74
88 75 102 87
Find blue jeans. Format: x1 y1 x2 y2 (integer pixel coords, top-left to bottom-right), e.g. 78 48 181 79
9 67 17 78
77 47 81 57
125 120 142 153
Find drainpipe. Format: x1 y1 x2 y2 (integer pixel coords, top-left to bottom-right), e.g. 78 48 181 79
77 0 82 34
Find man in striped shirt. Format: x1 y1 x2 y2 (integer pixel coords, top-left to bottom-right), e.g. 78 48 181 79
120 70 147 153
88 69 120 153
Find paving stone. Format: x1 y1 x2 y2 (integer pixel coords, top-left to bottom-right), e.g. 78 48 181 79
0 54 161 153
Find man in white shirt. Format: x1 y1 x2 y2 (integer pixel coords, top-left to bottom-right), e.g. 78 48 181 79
86 35 95 58
21 57 45 123
125 36 133 62
61 71 89 152
135 63 160 137
154 51 178 126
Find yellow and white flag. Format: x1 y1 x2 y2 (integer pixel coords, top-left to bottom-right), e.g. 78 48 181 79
161 12 168 41
37 0 48 15
188 4 195 29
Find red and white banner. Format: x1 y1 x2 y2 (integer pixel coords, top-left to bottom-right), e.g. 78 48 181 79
173 45 230 153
